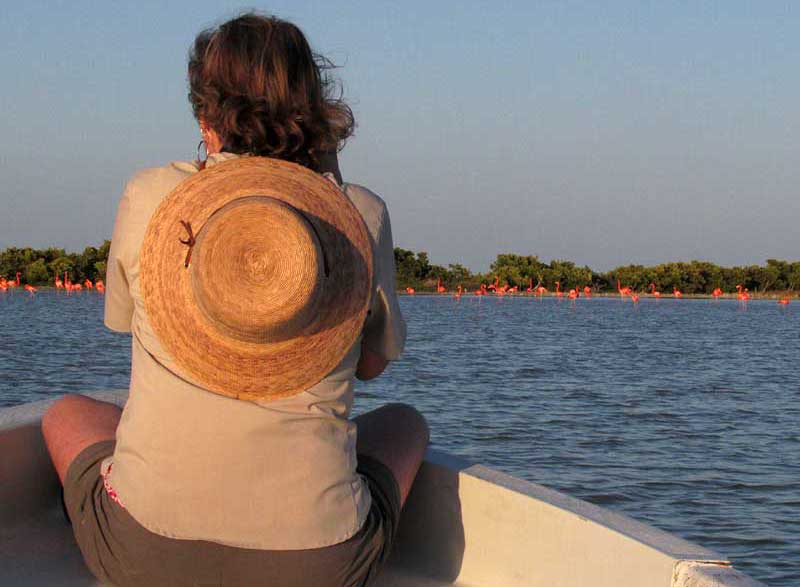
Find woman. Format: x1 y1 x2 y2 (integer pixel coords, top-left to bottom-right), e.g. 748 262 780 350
42 13 428 587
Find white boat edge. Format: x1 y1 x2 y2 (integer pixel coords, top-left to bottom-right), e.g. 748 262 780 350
0 390 766 587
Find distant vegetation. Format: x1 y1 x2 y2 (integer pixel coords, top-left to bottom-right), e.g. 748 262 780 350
0 242 110 286
394 248 800 295
1 243 798 295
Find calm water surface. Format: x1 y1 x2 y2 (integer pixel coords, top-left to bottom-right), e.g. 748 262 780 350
1 290 797 585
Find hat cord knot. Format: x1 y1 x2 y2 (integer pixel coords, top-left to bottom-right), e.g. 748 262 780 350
179 220 196 268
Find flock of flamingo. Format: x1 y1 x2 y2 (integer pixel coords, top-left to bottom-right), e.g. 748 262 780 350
1 270 791 306
405 277 792 305
0 272 104 295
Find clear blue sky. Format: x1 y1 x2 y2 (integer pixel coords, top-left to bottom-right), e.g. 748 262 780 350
1 1 798 271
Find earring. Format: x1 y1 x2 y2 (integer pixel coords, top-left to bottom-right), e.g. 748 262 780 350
196 139 208 164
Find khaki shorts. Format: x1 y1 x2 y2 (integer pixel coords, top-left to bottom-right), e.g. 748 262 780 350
64 441 401 587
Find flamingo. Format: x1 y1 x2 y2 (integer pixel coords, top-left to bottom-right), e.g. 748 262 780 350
712 287 722 299
487 276 500 292
405 287 415 294
7 272 20 289
778 297 790 305
673 287 683 298
54 274 64 289
508 285 519 294
526 278 535 294
649 283 661 298
631 291 640 303
84 278 94 289
617 280 631 297
453 284 463 299
583 285 592 298
436 278 446 294
567 287 578 300
474 284 488 296
96 280 105 294
24 284 37 294
554 281 563 298
535 284 547 298
735 285 750 301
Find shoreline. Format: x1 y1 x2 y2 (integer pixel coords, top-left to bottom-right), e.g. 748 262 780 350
397 291 795 300
3 286 794 301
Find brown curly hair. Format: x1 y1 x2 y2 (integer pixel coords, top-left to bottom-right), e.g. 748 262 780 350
188 13 354 171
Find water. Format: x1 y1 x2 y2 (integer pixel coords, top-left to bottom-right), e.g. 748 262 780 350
1 290 797 585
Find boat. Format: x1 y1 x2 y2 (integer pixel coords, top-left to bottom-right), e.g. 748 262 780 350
1 390 765 586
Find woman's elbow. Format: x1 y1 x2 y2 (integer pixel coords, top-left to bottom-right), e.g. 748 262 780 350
356 347 389 381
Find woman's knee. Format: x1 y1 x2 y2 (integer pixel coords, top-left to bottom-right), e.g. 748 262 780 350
376 403 430 443
42 394 91 435
393 403 429 436
42 394 121 440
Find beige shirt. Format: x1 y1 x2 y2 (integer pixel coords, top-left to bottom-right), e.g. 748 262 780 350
102 152 406 550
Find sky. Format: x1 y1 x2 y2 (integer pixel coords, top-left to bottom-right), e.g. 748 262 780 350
1 1 798 272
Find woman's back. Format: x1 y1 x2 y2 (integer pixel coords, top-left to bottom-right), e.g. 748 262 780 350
103 153 404 549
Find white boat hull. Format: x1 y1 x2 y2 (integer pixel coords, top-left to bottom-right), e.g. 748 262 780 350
0 390 764 586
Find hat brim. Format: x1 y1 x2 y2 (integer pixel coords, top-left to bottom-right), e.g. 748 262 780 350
140 157 373 401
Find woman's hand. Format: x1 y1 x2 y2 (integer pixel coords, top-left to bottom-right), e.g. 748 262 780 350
356 342 388 381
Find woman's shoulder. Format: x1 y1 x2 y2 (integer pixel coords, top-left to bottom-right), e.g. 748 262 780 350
341 183 389 239
122 160 199 201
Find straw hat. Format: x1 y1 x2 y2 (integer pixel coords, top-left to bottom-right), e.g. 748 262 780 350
140 157 372 401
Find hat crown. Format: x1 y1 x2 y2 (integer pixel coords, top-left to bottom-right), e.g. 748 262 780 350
190 196 325 343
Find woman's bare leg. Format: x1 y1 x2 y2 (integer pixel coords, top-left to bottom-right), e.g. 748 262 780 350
354 403 429 507
41 394 122 484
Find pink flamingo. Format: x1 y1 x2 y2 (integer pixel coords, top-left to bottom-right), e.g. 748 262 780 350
526 278 535 294
649 283 661 298
735 285 750 301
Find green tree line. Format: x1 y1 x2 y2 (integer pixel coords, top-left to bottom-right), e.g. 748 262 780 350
394 248 800 295
0 242 110 286
2 243 798 295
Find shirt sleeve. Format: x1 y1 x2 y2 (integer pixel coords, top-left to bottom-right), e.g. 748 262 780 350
361 207 407 360
104 183 135 333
